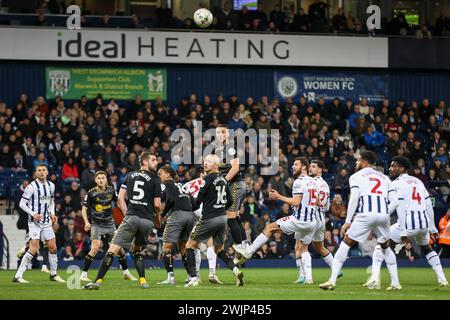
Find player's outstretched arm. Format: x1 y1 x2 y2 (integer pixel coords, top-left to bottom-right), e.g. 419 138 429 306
270 189 301 207
225 158 239 182
81 205 91 231
154 197 162 229
117 187 128 215
345 183 359 225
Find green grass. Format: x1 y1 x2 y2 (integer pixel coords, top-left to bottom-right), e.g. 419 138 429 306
1 268 449 300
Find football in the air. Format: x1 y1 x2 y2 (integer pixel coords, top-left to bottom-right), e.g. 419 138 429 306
193 8 213 28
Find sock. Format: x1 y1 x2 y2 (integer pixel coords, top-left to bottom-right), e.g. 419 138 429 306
227 218 243 245
217 250 235 271
83 254 95 272
371 245 384 282
118 255 129 272
322 252 334 269
181 254 190 275
295 257 305 277
207 246 217 274
383 247 399 287
48 252 58 276
95 252 114 282
195 249 201 275
426 251 447 283
236 216 247 242
133 252 145 279
186 248 197 278
301 252 312 281
248 233 269 256
42 247 49 268
330 242 350 283
163 251 174 274
15 251 34 279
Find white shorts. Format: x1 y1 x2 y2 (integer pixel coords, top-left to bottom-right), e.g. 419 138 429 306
346 213 390 244
390 223 430 246
277 216 316 245
311 219 325 242
28 223 55 242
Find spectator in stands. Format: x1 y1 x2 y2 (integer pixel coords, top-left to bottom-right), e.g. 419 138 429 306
32 152 49 171
346 11 356 32
242 221 256 243
63 219 76 245
270 4 286 31
332 8 347 32
291 8 309 32
330 194 346 222
216 1 235 30
237 6 252 30
242 195 261 222
333 168 350 196
100 14 111 28
308 0 328 32
61 245 74 261
62 157 79 182
438 209 450 258
416 24 432 39
321 230 335 253
397 241 420 262
130 14 144 29
80 159 96 191
156 1 173 28
389 13 410 36
266 241 283 259
35 13 48 26
142 232 159 259
435 12 450 36
363 126 385 152
71 231 89 260
0 144 13 169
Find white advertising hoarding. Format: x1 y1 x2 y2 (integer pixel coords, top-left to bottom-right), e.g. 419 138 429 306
0 27 388 68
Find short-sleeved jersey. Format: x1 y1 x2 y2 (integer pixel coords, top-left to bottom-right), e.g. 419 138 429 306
389 174 430 230
22 179 55 226
349 167 390 215
161 181 194 217
121 169 162 221
314 176 330 221
82 186 117 227
215 141 242 184
196 172 232 220
291 175 319 222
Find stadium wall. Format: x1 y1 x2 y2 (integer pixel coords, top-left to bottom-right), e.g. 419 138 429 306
1 61 449 107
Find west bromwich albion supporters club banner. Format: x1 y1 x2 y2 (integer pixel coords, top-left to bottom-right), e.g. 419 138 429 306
46 67 166 100
274 72 388 103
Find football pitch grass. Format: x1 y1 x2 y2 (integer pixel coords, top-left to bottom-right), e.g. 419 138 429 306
1 268 449 300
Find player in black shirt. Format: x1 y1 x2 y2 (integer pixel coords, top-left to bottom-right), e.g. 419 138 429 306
80 170 137 282
84 152 162 290
184 154 244 287
156 165 196 285
215 125 247 258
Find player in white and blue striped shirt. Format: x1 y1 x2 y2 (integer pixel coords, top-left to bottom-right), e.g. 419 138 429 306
376 156 448 287
13 164 65 283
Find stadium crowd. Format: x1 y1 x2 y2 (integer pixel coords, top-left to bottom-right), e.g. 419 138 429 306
1 90 450 261
2 0 450 37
